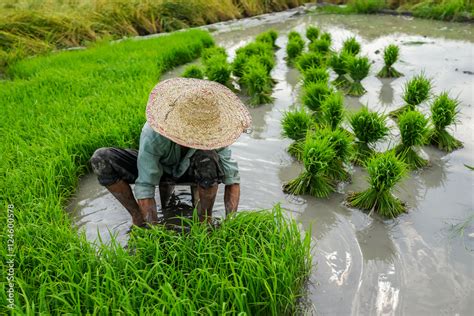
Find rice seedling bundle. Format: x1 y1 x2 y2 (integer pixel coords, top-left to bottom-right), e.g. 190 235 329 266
342 37 361 56
205 54 231 85
321 92 345 130
308 39 331 55
286 33 305 63
315 128 354 181
256 29 279 48
377 44 403 78
232 41 274 77
201 46 228 63
390 74 432 118
296 52 324 72
281 108 315 141
395 110 430 169
329 52 350 89
284 136 336 197
349 106 389 165
181 64 204 79
306 26 320 42
241 58 273 105
302 66 330 86
302 81 333 119
345 55 371 96
428 92 463 152
320 32 332 44
347 151 407 218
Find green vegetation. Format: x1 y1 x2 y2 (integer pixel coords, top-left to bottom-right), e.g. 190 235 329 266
429 92 463 152
348 0 385 13
308 39 332 55
0 29 312 314
256 29 279 48
306 25 320 42
349 107 389 165
390 73 432 118
395 110 430 169
302 66 330 86
321 92 346 130
345 55 371 96
0 0 312 70
182 64 205 79
342 37 361 56
286 31 306 63
320 32 332 44
302 82 333 118
241 58 274 105
204 55 232 85
296 52 324 72
329 52 350 89
284 136 336 197
232 41 274 77
282 109 315 141
316 128 354 181
377 44 403 78
202 46 228 62
347 151 407 218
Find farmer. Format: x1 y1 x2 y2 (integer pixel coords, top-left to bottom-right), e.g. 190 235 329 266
90 78 251 226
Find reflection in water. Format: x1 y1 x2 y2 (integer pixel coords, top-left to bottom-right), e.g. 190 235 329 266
379 78 395 106
356 218 397 263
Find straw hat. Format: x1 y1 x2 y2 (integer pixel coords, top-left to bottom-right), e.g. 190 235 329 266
146 78 252 150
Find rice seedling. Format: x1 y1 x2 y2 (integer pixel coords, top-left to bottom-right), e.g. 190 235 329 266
377 44 403 78
394 110 430 169
345 55 371 96
181 64 204 79
302 81 333 119
231 53 249 77
329 52 351 89
201 46 228 63
321 92 346 130
204 55 232 85
249 54 276 75
316 128 354 181
306 26 320 42
308 39 332 55
429 92 463 152
302 66 330 86
232 41 274 77
348 0 385 13
342 37 361 56
349 106 390 165
390 74 432 118
347 151 407 218
241 58 273 105
256 29 279 48
286 32 305 63
283 136 336 198
281 108 315 141
320 32 332 44
296 52 324 72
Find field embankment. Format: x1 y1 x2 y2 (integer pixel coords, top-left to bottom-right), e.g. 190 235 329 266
0 0 313 71
0 29 311 313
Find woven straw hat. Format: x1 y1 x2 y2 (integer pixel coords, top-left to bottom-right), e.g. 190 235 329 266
146 78 252 150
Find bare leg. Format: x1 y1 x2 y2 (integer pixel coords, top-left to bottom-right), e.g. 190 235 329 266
159 183 175 208
198 185 218 223
106 180 144 226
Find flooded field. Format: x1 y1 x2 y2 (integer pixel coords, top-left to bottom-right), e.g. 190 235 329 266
68 11 474 315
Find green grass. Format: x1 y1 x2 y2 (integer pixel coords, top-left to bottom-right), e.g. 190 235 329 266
182 64 204 79
286 31 305 63
0 29 311 314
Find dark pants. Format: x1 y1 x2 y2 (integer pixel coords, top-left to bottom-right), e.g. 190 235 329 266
90 147 224 189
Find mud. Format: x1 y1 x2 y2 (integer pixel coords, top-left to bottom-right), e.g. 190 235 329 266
68 12 474 316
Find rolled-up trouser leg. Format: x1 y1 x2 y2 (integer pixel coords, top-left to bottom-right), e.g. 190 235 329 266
90 147 138 186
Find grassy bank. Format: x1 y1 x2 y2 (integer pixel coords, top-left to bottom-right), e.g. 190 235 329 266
0 0 312 71
0 29 312 313
316 0 473 21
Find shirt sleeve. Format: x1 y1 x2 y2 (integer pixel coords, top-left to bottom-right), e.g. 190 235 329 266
134 125 165 199
217 147 241 185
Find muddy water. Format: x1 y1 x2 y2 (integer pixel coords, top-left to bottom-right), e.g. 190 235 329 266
68 11 474 316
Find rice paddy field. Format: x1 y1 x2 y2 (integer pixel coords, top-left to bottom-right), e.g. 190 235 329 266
2 3 474 316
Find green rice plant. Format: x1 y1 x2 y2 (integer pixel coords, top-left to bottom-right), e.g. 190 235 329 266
286 31 305 63
302 81 333 119
296 52 324 72
316 128 354 181
394 110 430 169
231 53 249 77
281 108 315 141
428 92 463 152
390 73 432 118
329 52 351 89
236 41 273 58
241 58 273 105
232 41 274 77
302 66 330 86
347 0 385 13
321 92 346 130
377 44 403 78
320 32 332 44
349 106 389 165
283 136 336 198
412 0 471 22
204 55 232 85
306 26 320 42
342 36 361 56
181 64 204 79
308 39 331 55
248 54 275 75
347 151 407 218
256 29 279 48
201 46 228 63
345 55 371 96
